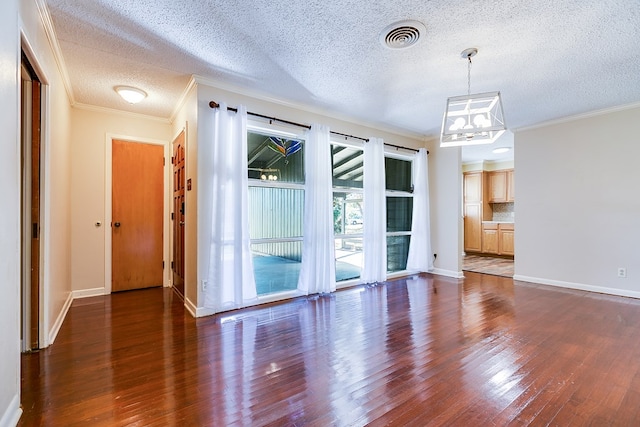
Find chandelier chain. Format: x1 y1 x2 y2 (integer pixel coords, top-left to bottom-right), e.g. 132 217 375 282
467 56 472 97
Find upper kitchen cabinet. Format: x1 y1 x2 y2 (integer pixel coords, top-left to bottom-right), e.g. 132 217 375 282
506 169 514 202
488 169 514 203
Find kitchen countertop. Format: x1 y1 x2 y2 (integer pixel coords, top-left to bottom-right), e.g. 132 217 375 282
482 221 515 224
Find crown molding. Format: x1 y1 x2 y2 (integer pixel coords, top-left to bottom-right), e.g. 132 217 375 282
73 102 171 124
515 101 640 133
34 0 75 106
190 74 429 142
169 76 198 124
32 0 427 144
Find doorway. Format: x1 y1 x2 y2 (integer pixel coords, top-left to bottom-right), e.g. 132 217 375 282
20 52 43 351
111 139 164 292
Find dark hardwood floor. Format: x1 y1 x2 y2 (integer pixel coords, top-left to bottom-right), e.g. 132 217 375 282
20 273 640 426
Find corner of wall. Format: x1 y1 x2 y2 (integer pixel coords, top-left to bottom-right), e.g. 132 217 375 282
47 290 72 346
0 395 22 427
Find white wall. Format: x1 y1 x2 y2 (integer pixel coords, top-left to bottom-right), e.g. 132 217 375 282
428 142 463 277
0 0 21 424
20 0 77 347
70 108 172 296
515 106 640 297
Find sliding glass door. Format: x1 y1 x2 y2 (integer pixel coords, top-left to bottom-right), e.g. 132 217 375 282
331 142 364 282
247 129 305 295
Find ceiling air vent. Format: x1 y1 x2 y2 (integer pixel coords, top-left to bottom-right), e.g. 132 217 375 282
379 20 426 49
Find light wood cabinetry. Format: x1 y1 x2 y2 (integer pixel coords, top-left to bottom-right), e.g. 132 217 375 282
488 169 514 203
464 171 515 256
463 172 492 253
482 222 514 256
464 203 483 252
481 223 499 254
489 171 508 203
498 223 514 256
506 169 514 202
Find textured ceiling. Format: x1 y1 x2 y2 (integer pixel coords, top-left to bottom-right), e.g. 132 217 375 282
45 0 640 151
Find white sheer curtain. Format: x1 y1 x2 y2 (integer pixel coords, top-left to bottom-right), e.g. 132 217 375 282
407 148 433 272
361 137 387 284
205 103 257 311
298 124 336 294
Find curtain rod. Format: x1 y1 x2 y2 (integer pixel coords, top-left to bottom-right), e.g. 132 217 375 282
209 101 426 154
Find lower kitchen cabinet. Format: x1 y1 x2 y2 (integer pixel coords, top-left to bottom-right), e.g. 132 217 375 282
481 222 514 256
498 223 514 256
482 223 499 254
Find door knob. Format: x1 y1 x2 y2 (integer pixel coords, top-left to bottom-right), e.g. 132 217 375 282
179 221 185 226
114 222 121 227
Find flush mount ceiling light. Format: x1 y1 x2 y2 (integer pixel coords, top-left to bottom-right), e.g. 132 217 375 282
115 86 147 104
379 20 426 49
492 147 511 154
440 48 506 147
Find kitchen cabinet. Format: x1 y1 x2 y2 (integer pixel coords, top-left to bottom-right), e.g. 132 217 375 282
506 169 514 202
481 223 499 254
488 169 514 203
482 222 514 256
489 171 507 203
463 172 492 253
498 223 514 256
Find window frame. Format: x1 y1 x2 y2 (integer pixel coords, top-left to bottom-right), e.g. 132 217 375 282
384 148 415 277
247 121 307 301
331 139 365 287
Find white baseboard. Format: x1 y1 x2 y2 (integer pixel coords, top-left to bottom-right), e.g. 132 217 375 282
0 394 22 427
72 287 107 299
194 305 216 318
184 297 199 317
430 268 464 279
48 291 73 346
513 275 640 299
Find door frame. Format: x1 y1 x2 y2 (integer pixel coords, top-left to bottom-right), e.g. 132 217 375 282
105 134 171 294
20 36 50 349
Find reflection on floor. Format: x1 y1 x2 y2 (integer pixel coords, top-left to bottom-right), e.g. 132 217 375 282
253 253 361 295
21 272 640 425
463 254 514 277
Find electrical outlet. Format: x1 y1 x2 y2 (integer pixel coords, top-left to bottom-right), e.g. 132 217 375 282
201 280 207 290
618 268 627 278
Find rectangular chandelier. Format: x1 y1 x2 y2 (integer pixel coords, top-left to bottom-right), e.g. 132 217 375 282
440 91 506 147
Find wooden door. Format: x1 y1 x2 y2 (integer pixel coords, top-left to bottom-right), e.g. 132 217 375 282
172 131 185 298
29 78 41 348
112 140 164 292
21 55 42 351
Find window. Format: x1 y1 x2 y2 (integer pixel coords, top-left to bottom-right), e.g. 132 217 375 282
247 129 305 295
385 155 413 272
332 143 364 282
